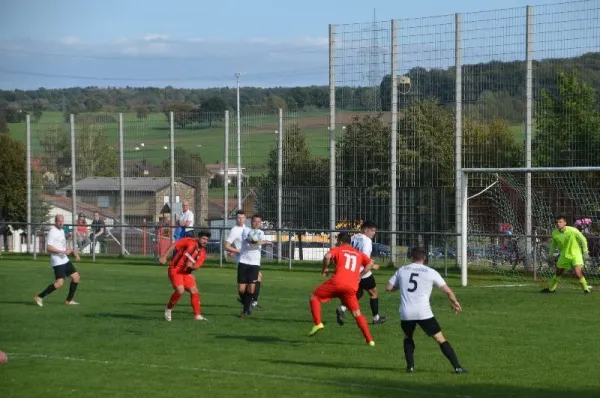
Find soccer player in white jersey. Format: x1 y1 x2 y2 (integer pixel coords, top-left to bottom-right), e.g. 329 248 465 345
34 215 81 307
225 210 264 307
236 214 272 317
386 246 467 374
336 221 386 325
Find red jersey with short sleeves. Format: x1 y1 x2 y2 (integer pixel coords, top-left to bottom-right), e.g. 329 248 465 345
169 237 207 274
328 244 371 288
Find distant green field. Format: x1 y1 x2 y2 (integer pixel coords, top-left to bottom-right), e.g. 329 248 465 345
8 111 333 171
8 110 525 200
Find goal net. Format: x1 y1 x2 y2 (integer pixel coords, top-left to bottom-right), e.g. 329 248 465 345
460 168 600 288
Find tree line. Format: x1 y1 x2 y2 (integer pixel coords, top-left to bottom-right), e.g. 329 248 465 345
1 52 599 126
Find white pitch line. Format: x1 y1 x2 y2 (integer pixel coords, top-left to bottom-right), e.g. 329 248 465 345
6 353 471 398
477 284 533 288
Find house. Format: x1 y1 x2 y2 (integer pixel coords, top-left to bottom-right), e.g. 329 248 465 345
59 177 207 226
207 189 257 222
42 195 119 227
205 163 247 183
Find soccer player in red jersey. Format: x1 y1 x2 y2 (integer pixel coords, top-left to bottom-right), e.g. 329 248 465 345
159 230 211 321
308 232 378 345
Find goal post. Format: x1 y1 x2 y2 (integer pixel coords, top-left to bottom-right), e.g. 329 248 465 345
459 167 600 287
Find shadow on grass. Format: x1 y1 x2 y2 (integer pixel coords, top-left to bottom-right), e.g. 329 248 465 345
330 375 600 398
264 359 397 372
84 312 156 321
0 300 38 307
211 334 347 347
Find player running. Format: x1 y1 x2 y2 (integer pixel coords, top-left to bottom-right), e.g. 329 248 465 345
159 231 211 321
336 220 387 325
386 246 467 374
308 232 377 345
540 215 591 294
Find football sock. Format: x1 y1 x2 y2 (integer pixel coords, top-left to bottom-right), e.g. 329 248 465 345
38 284 57 298
190 293 201 316
243 292 252 312
579 276 589 291
253 281 261 301
238 291 245 303
309 298 322 325
355 314 373 343
403 338 415 368
66 281 79 302
340 305 347 312
440 341 461 369
548 275 560 291
369 298 379 318
167 292 182 309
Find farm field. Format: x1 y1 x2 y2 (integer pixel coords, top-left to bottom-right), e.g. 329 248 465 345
0 254 598 398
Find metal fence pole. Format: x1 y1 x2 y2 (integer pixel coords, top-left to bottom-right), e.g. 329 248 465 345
26 114 32 255
223 110 230 267
525 5 534 274
328 24 336 249
455 13 463 271
390 19 399 265
70 114 77 250
119 113 126 256
169 111 175 244
277 108 283 264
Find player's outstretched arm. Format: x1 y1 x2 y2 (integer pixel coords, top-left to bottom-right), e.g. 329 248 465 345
321 252 332 277
360 261 374 278
440 285 462 314
159 242 177 264
385 282 398 292
574 229 590 257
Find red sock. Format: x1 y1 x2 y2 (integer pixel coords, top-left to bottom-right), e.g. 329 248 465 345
191 293 201 316
167 291 182 309
355 314 373 343
309 297 322 325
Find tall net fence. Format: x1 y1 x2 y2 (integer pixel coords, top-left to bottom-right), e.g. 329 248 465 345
464 171 600 287
5 0 600 276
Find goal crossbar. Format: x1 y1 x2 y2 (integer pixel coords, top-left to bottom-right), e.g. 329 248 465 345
459 167 600 286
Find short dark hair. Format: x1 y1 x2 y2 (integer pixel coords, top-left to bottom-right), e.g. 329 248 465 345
235 210 245 216
337 232 351 244
251 214 261 221
197 230 212 239
360 220 377 230
410 246 427 261
556 215 568 222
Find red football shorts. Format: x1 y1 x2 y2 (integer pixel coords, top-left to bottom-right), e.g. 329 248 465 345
168 268 197 290
312 279 359 311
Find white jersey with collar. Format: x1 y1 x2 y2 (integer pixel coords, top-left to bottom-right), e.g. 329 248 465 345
351 233 373 279
388 263 446 320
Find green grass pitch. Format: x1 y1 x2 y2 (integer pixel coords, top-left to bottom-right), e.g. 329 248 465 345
0 254 598 397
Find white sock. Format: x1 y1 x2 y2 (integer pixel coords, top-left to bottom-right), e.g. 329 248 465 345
340 305 347 312
373 314 380 321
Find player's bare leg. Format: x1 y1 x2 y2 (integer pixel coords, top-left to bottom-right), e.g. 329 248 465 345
572 265 591 294
350 308 374 345
541 267 565 293
432 332 467 374
165 285 184 321
188 286 206 320
308 295 325 336
367 287 386 324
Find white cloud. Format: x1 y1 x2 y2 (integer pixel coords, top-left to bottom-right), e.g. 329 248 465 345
61 36 81 45
142 33 169 41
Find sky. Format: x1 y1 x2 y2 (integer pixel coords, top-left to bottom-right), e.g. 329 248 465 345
0 0 597 90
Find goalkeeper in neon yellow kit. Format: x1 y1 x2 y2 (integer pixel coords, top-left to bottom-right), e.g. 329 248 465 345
540 215 591 294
